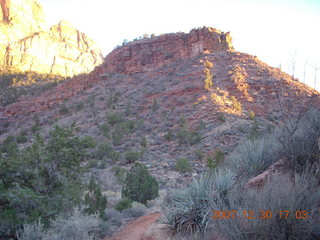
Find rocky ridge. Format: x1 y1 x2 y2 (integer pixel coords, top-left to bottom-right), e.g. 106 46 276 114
0 0 103 77
104 27 233 74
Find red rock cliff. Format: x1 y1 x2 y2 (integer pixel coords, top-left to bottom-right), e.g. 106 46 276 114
0 0 103 77
104 27 233 74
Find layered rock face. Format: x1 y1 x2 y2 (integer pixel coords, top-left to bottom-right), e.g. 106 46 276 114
104 27 233 74
0 0 103 77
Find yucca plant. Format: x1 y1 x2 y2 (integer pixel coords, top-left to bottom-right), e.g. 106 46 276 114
163 169 235 236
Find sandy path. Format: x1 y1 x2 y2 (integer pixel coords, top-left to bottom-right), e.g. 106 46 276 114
104 212 163 240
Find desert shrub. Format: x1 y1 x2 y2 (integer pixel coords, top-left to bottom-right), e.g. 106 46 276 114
249 120 261 140
59 103 69 115
122 162 159 204
74 102 85 111
17 220 43 240
0 125 91 238
122 202 146 218
106 92 121 108
152 99 159 112
177 127 201 145
194 150 204 160
275 108 320 170
16 130 28 144
140 136 147 147
112 166 127 184
228 136 280 180
217 113 226 123
164 129 174 141
248 110 255 120
95 142 113 160
214 148 225 162
84 176 107 217
86 94 95 108
1 135 18 155
106 113 122 126
81 136 96 148
230 96 242 112
31 114 40 133
163 170 235 236
125 150 143 163
209 173 320 240
206 154 217 170
87 159 99 168
100 123 110 137
109 151 121 162
203 59 214 91
114 198 132 212
111 128 123 145
204 59 214 69
17 207 104 240
175 158 192 172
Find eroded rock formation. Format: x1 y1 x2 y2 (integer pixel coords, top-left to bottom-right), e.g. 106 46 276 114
104 27 233 74
0 0 103 77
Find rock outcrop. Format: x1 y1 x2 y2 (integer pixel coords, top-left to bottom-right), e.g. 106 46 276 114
0 0 103 77
104 27 233 74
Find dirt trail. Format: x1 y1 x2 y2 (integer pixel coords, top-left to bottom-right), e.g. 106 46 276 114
104 212 165 240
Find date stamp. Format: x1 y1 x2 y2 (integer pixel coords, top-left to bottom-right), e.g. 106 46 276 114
211 210 309 220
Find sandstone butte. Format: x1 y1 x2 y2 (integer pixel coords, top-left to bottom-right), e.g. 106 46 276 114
104 27 233 73
0 0 103 77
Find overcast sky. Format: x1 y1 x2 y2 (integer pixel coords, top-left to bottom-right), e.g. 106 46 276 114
39 0 320 89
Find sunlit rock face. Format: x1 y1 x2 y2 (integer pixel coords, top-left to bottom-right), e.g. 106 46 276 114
0 0 103 77
104 27 234 74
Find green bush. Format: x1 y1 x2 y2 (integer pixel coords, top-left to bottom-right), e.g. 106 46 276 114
125 150 143 163
106 113 122 126
194 150 204 160
140 136 147 147
248 110 255 120
100 123 110 137
59 103 69 115
112 166 127 184
95 142 112 160
164 130 174 141
230 96 242 112
16 131 28 144
1 135 18 155
115 198 132 212
109 150 121 162
217 113 226 123
175 158 192 172
84 176 107 217
214 148 225 162
207 154 217 170
0 125 92 239
177 127 201 145
122 163 158 204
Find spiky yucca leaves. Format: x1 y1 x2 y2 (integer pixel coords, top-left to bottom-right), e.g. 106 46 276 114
209 172 320 240
228 136 281 181
163 169 235 236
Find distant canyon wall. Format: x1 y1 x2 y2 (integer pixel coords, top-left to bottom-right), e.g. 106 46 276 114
0 0 103 77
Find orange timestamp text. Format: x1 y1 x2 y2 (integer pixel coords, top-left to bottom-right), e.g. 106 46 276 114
211 210 308 220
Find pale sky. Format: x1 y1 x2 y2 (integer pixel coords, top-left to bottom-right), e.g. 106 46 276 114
39 0 320 89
